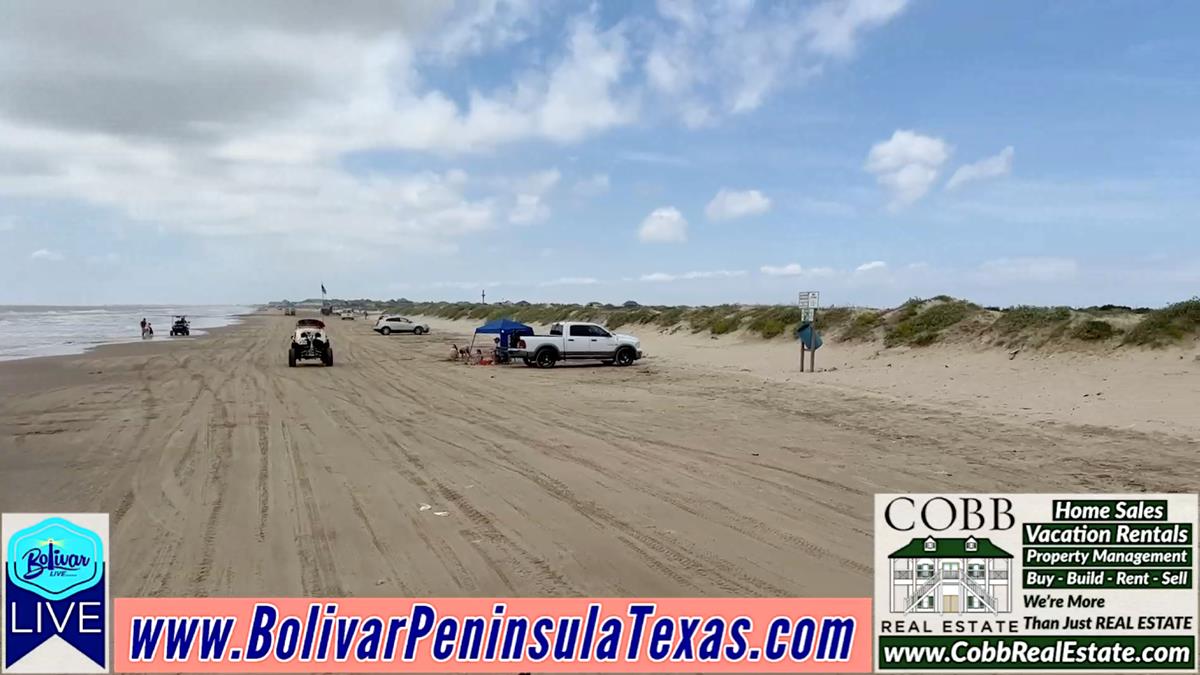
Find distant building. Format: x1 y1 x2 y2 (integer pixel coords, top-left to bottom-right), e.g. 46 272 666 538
888 536 1012 614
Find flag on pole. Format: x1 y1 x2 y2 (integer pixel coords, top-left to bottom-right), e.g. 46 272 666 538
321 283 327 295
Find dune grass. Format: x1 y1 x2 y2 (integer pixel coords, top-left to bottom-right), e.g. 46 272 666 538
841 311 883 341
884 298 978 347
1072 319 1117 342
1123 298 1200 346
992 306 1072 335
378 296 1198 350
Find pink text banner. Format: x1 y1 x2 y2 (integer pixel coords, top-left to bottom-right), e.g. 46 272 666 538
114 597 871 672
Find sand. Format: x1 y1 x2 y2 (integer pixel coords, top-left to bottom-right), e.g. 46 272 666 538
1 312 1197 599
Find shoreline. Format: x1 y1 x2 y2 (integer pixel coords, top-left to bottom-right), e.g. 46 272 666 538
0 305 259 364
0 306 260 365
0 314 262 396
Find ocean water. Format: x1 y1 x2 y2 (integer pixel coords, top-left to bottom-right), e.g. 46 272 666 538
0 305 256 361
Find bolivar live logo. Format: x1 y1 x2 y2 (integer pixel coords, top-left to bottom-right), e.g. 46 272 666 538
2 514 109 674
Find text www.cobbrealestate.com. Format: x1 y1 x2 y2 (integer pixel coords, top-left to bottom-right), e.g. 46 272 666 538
880 636 1195 670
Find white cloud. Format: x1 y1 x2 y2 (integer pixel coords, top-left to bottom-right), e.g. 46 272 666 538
508 169 560 224
0 2 907 281
640 269 746 282
508 194 550 225
645 0 908 124
533 18 634 143
975 257 1079 284
540 276 599 286
30 248 64 261
638 206 688 243
865 130 950 208
571 173 610 197
0 10 633 258
705 188 771 221
855 260 888 273
804 0 910 58
518 169 562 195
946 146 1015 190
426 0 540 63
618 150 691 167
211 16 634 160
760 263 836 278
761 263 804 276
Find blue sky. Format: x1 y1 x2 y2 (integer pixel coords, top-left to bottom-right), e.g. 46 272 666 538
1 0 1197 307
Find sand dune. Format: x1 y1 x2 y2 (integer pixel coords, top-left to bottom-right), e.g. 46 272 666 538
1 312 1196 599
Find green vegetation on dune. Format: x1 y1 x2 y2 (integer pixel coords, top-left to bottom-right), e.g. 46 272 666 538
745 306 802 339
884 297 978 347
391 300 830 339
380 296 1199 350
1123 298 1200 347
814 306 852 331
1072 319 1117 342
841 311 884 341
992 306 1071 335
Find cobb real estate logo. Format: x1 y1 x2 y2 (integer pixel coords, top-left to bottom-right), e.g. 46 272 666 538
2 514 109 674
873 494 1199 672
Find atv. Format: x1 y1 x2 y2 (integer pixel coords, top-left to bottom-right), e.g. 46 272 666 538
169 315 190 336
288 319 333 367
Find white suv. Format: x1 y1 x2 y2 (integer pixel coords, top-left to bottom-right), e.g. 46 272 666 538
373 315 430 335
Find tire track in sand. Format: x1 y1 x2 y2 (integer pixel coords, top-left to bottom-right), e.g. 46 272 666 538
279 420 342 596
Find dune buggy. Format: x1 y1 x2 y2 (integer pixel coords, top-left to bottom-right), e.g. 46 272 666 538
288 319 333 367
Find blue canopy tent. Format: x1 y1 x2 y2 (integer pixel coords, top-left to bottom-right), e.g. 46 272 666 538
471 318 535 361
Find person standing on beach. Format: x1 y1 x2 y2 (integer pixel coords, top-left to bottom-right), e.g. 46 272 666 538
140 317 147 336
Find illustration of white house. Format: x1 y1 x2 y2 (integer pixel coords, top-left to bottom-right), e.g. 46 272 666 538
888 535 1013 614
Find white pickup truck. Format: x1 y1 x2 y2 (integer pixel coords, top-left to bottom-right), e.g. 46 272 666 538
511 322 642 368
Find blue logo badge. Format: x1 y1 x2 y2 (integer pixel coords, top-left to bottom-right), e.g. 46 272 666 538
4 514 108 671
6 517 103 600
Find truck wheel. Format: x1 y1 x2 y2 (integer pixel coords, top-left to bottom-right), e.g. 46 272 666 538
323 349 334 367
535 349 557 368
413 326 425 335
614 347 635 366
381 327 392 335
288 351 296 367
